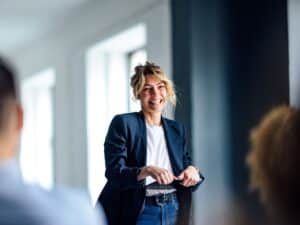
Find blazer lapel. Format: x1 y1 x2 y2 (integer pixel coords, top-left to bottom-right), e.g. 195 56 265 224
161 117 181 175
137 112 147 166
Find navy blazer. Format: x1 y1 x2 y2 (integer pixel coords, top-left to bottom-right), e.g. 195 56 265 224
98 112 201 225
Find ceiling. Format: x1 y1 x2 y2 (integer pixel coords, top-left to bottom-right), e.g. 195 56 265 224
0 0 95 56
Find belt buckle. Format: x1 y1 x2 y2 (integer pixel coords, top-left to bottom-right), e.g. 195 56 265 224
161 193 168 202
153 193 173 206
156 193 169 204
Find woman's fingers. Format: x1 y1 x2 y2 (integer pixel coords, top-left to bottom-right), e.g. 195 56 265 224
149 166 174 184
178 167 201 187
158 169 174 184
144 165 201 187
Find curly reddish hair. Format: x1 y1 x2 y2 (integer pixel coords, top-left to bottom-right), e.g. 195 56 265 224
247 105 300 224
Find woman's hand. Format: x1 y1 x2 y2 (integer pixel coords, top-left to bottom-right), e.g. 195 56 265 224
176 166 201 187
137 165 176 185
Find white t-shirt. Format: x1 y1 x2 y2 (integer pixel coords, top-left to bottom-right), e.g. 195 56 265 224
145 123 174 186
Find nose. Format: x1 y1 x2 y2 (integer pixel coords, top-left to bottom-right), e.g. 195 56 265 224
151 87 159 96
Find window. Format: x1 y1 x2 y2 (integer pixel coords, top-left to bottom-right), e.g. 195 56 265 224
20 69 55 189
127 48 147 112
86 24 146 204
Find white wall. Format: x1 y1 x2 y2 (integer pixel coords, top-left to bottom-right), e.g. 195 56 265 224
11 0 171 190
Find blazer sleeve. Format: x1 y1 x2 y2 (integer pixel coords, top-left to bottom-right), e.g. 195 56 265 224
104 115 144 190
181 123 204 192
181 124 193 169
182 124 192 169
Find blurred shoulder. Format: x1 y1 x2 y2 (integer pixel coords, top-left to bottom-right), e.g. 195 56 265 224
0 184 106 225
25 185 106 225
49 186 106 225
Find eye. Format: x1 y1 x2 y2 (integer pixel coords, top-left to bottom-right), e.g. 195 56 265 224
158 84 165 89
142 86 151 92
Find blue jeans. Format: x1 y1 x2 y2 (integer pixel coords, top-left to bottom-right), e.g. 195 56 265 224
136 193 179 225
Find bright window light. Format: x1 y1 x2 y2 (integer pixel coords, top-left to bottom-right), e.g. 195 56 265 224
86 23 147 204
128 49 147 112
20 68 55 190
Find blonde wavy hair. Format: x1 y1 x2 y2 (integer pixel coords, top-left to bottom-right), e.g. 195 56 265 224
247 105 300 224
130 61 176 106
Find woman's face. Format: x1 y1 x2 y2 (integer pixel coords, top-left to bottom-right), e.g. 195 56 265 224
138 74 167 114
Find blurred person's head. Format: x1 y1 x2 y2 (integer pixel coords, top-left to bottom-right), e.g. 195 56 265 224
0 57 23 161
247 105 300 225
130 61 176 114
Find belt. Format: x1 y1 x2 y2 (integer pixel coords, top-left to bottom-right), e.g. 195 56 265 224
145 192 177 205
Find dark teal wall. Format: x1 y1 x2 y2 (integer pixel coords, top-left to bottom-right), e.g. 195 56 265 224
171 0 289 223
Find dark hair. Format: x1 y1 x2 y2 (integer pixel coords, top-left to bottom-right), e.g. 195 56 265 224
0 57 18 129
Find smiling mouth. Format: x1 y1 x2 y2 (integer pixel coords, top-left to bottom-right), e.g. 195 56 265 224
149 99 163 105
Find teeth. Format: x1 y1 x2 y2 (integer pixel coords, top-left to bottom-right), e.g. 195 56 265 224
150 100 160 104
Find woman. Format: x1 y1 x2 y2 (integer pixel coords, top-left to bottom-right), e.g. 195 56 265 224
98 62 204 225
